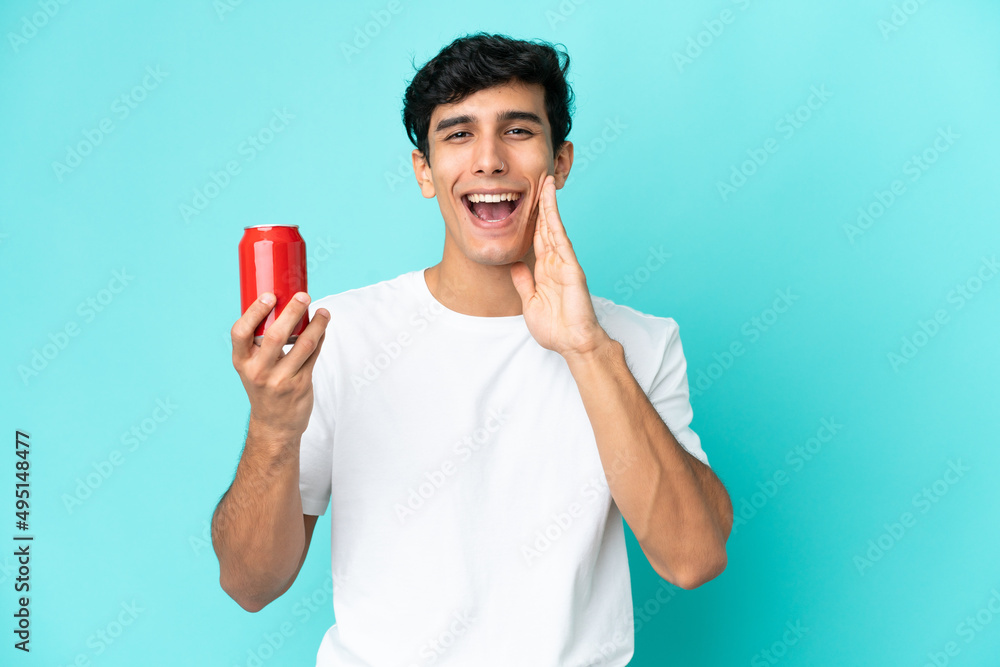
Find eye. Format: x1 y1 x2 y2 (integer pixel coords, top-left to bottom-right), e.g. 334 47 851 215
444 128 534 140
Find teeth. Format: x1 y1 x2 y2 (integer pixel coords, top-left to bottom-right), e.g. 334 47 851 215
466 192 521 203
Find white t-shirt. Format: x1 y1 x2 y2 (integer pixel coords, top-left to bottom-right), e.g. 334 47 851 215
294 267 709 667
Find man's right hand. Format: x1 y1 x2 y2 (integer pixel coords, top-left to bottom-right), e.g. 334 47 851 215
231 292 331 440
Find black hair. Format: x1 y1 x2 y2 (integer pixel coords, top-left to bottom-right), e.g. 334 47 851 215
402 32 575 169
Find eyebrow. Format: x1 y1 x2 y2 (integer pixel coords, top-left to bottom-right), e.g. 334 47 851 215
433 109 545 135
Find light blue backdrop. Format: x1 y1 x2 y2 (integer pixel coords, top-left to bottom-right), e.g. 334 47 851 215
3 0 999 665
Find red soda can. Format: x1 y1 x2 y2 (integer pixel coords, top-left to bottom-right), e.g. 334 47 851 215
239 224 309 345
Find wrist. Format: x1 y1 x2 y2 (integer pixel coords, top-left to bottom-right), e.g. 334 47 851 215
247 415 303 451
561 333 622 372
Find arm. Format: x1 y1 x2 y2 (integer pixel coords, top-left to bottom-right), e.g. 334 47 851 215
212 421 318 612
215 289 330 611
563 338 732 589
509 172 731 591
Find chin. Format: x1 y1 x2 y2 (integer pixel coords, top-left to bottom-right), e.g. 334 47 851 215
468 244 528 266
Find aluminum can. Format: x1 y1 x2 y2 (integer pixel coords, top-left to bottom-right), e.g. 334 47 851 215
239 224 309 345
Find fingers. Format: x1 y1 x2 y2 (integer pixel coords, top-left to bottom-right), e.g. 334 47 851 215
540 174 577 261
534 172 548 258
294 329 326 379
543 175 561 244
232 293 277 364
278 308 330 377
257 292 314 364
546 175 566 249
539 173 553 250
533 201 546 260
509 261 535 306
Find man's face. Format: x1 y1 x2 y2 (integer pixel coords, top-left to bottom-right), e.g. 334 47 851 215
413 80 573 268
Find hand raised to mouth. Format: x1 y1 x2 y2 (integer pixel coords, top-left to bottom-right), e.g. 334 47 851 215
510 172 612 361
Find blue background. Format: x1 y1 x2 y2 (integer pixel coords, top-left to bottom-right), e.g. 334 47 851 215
3 0 999 665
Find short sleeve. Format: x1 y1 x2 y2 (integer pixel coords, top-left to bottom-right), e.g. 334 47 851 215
647 319 710 468
285 339 335 516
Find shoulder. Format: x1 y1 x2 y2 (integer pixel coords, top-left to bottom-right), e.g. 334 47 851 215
591 295 681 351
591 295 690 389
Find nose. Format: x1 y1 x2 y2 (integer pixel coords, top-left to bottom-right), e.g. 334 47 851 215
474 158 505 175
472 140 506 175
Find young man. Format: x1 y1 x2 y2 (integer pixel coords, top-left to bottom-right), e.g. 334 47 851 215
214 32 732 667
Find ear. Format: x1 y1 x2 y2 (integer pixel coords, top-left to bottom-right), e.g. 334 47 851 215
412 149 435 198
553 140 574 189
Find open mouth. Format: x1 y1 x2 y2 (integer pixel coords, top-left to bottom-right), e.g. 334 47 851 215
461 192 525 227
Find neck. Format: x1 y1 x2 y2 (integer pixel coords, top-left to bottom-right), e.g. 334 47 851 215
425 248 536 317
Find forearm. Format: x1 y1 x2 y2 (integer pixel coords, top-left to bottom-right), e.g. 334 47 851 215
212 419 306 611
563 337 730 588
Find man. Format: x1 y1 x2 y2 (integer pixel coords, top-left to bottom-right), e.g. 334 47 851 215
213 32 732 667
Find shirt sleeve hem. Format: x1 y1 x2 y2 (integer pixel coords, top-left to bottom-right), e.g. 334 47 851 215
301 494 330 516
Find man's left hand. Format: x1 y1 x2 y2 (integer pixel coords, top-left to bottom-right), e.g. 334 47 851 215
511 172 612 359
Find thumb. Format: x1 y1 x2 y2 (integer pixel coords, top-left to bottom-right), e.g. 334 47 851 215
510 261 535 306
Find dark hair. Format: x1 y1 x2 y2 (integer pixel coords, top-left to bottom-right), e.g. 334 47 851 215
402 32 575 168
